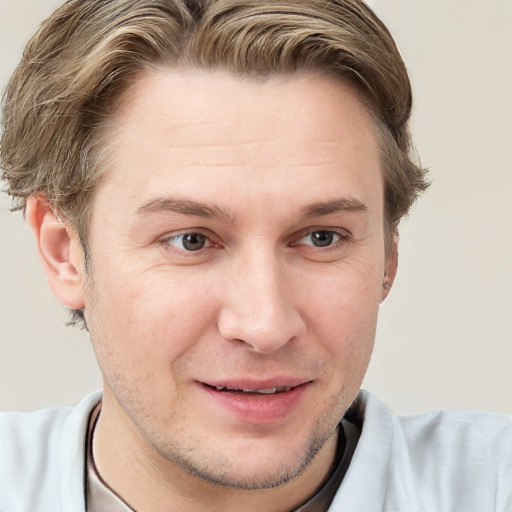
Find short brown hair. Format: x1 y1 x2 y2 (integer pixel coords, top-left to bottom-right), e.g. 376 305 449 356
1 0 427 250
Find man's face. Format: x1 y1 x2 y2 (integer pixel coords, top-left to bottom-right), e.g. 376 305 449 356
83 70 392 488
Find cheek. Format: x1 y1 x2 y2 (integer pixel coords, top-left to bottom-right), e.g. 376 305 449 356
298 261 381 367
85 264 219 366
299 258 383 323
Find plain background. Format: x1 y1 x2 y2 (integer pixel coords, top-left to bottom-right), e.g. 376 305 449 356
1 0 511 414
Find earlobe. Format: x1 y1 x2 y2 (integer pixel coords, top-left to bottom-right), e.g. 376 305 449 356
26 195 86 309
381 233 399 302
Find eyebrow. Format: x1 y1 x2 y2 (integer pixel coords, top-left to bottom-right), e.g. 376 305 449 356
135 196 367 222
301 197 368 218
136 197 236 223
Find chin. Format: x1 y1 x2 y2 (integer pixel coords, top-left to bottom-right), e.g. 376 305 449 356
156 424 336 490
172 450 310 490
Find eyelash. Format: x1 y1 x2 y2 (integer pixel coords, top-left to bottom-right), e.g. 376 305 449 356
162 231 216 253
291 229 350 250
160 228 350 254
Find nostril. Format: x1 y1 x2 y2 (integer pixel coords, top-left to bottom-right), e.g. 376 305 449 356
217 290 304 353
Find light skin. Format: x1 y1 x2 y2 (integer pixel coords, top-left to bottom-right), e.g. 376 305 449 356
27 70 397 511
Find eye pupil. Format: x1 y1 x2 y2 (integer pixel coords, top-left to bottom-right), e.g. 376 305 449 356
182 233 206 251
311 231 334 247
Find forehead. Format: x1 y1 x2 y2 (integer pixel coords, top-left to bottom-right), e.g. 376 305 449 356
92 69 382 225
112 68 377 151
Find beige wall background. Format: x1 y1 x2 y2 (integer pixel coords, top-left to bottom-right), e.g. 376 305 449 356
1 0 511 414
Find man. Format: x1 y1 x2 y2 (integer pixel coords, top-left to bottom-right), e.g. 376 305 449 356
0 1 510 511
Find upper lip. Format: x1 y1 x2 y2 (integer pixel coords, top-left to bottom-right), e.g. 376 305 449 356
200 377 312 392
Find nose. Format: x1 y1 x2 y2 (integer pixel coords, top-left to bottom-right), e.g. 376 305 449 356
217 250 304 353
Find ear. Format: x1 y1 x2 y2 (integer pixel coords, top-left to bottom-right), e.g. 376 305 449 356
381 232 399 302
26 195 86 309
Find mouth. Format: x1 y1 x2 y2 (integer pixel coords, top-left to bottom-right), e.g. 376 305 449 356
198 379 312 423
204 384 301 395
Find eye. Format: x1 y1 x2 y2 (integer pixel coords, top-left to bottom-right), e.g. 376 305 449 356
296 230 344 247
166 232 210 251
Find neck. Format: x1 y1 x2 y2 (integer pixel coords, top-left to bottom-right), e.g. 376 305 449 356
92 394 340 512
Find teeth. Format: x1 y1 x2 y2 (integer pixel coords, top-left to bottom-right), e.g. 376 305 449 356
254 388 278 394
212 385 292 394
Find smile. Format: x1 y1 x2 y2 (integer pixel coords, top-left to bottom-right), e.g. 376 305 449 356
208 385 296 395
199 380 312 423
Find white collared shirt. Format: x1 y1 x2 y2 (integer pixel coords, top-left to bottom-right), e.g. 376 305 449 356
1 390 511 511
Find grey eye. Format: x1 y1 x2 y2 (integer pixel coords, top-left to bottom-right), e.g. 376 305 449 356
182 233 207 251
168 233 209 251
296 230 341 247
310 231 336 247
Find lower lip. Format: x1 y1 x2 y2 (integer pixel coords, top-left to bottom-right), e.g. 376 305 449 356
199 383 310 424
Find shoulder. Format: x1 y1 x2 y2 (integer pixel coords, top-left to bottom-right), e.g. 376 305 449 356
371 391 512 511
1 402 77 443
359 390 512 454
0 391 102 512
396 405 512 462
331 391 512 511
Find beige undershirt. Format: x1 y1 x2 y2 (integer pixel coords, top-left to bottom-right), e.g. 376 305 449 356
85 403 360 512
